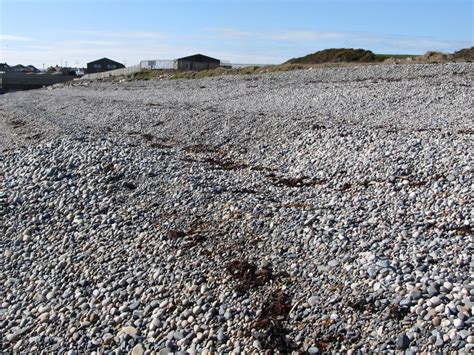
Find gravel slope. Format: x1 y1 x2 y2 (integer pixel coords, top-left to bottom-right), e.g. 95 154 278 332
1 63 473 353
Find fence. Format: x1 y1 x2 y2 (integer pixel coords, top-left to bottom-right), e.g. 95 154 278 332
140 60 176 70
81 64 142 80
230 63 268 68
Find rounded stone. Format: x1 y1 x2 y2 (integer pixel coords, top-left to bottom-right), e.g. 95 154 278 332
308 296 318 306
396 334 411 350
132 343 145 355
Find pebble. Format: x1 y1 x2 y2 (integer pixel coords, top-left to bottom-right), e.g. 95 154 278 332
327 259 339 267
430 296 442 307
132 343 145 355
453 319 464 328
308 296 318 306
224 311 233 320
119 326 138 338
38 313 50 323
397 334 411 350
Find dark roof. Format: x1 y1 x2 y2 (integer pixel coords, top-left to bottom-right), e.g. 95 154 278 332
176 54 220 63
87 57 124 66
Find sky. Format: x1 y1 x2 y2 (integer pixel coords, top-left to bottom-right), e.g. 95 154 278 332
0 0 473 68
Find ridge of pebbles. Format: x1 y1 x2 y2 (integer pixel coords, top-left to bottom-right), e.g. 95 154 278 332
1 63 473 353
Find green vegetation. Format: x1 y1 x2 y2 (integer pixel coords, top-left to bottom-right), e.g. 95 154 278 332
286 48 377 64
169 64 308 79
452 47 474 60
130 70 167 81
375 54 418 61
171 66 259 79
126 64 307 81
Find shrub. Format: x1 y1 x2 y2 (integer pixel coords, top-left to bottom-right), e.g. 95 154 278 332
286 48 377 64
453 47 474 60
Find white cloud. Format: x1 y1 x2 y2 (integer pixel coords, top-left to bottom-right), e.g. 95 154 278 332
268 31 348 41
371 37 473 52
204 28 351 42
204 28 348 42
204 27 473 54
66 40 121 47
0 34 35 41
78 30 169 40
203 27 256 39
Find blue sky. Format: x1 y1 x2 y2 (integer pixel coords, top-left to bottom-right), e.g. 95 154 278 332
0 0 473 67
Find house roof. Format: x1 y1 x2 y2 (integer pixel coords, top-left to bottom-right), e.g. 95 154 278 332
176 54 220 63
87 58 124 66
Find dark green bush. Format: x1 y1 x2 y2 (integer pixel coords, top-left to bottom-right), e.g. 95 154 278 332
453 47 474 60
286 48 377 64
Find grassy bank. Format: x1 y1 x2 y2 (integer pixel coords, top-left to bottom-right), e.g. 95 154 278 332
126 64 308 81
126 61 393 82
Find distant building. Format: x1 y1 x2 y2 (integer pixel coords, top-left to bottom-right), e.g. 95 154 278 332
86 58 125 74
25 65 40 73
5 64 39 73
176 54 220 71
60 67 79 76
0 63 10 73
47 65 63 74
11 64 27 72
47 65 84 76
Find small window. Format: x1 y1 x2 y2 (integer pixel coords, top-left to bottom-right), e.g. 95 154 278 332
93 64 101 69
107 64 116 69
